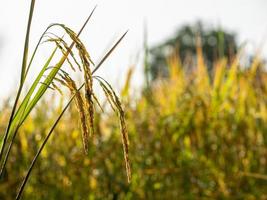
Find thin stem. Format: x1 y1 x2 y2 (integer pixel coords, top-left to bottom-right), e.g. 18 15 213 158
0 123 22 176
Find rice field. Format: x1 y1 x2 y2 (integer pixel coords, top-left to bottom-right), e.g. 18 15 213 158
0 1 267 199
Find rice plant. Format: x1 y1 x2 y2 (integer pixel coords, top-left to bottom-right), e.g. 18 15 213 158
0 1 131 199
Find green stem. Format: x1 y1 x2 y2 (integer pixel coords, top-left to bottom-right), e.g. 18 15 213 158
0 0 35 166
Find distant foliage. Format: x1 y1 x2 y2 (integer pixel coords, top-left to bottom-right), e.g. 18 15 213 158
149 22 237 79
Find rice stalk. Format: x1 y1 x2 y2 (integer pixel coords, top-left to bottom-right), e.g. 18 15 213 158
0 6 96 178
15 29 130 200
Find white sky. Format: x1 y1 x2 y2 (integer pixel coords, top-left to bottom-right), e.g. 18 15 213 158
0 0 267 99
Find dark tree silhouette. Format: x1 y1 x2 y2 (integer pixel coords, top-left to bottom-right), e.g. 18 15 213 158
148 22 238 80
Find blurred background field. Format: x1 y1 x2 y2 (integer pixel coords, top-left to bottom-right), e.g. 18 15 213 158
0 1 267 200
1 32 267 199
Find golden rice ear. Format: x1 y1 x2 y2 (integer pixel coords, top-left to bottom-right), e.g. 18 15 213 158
96 77 130 143
69 79 90 154
85 92 95 137
55 75 90 154
94 76 131 183
83 67 94 138
57 24 95 66
82 62 94 139
107 89 131 183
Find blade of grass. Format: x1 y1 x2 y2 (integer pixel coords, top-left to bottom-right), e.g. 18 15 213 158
0 0 35 166
21 0 36 84
10 47 57 134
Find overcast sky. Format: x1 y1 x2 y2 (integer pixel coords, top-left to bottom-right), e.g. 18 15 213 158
0 0 267 99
